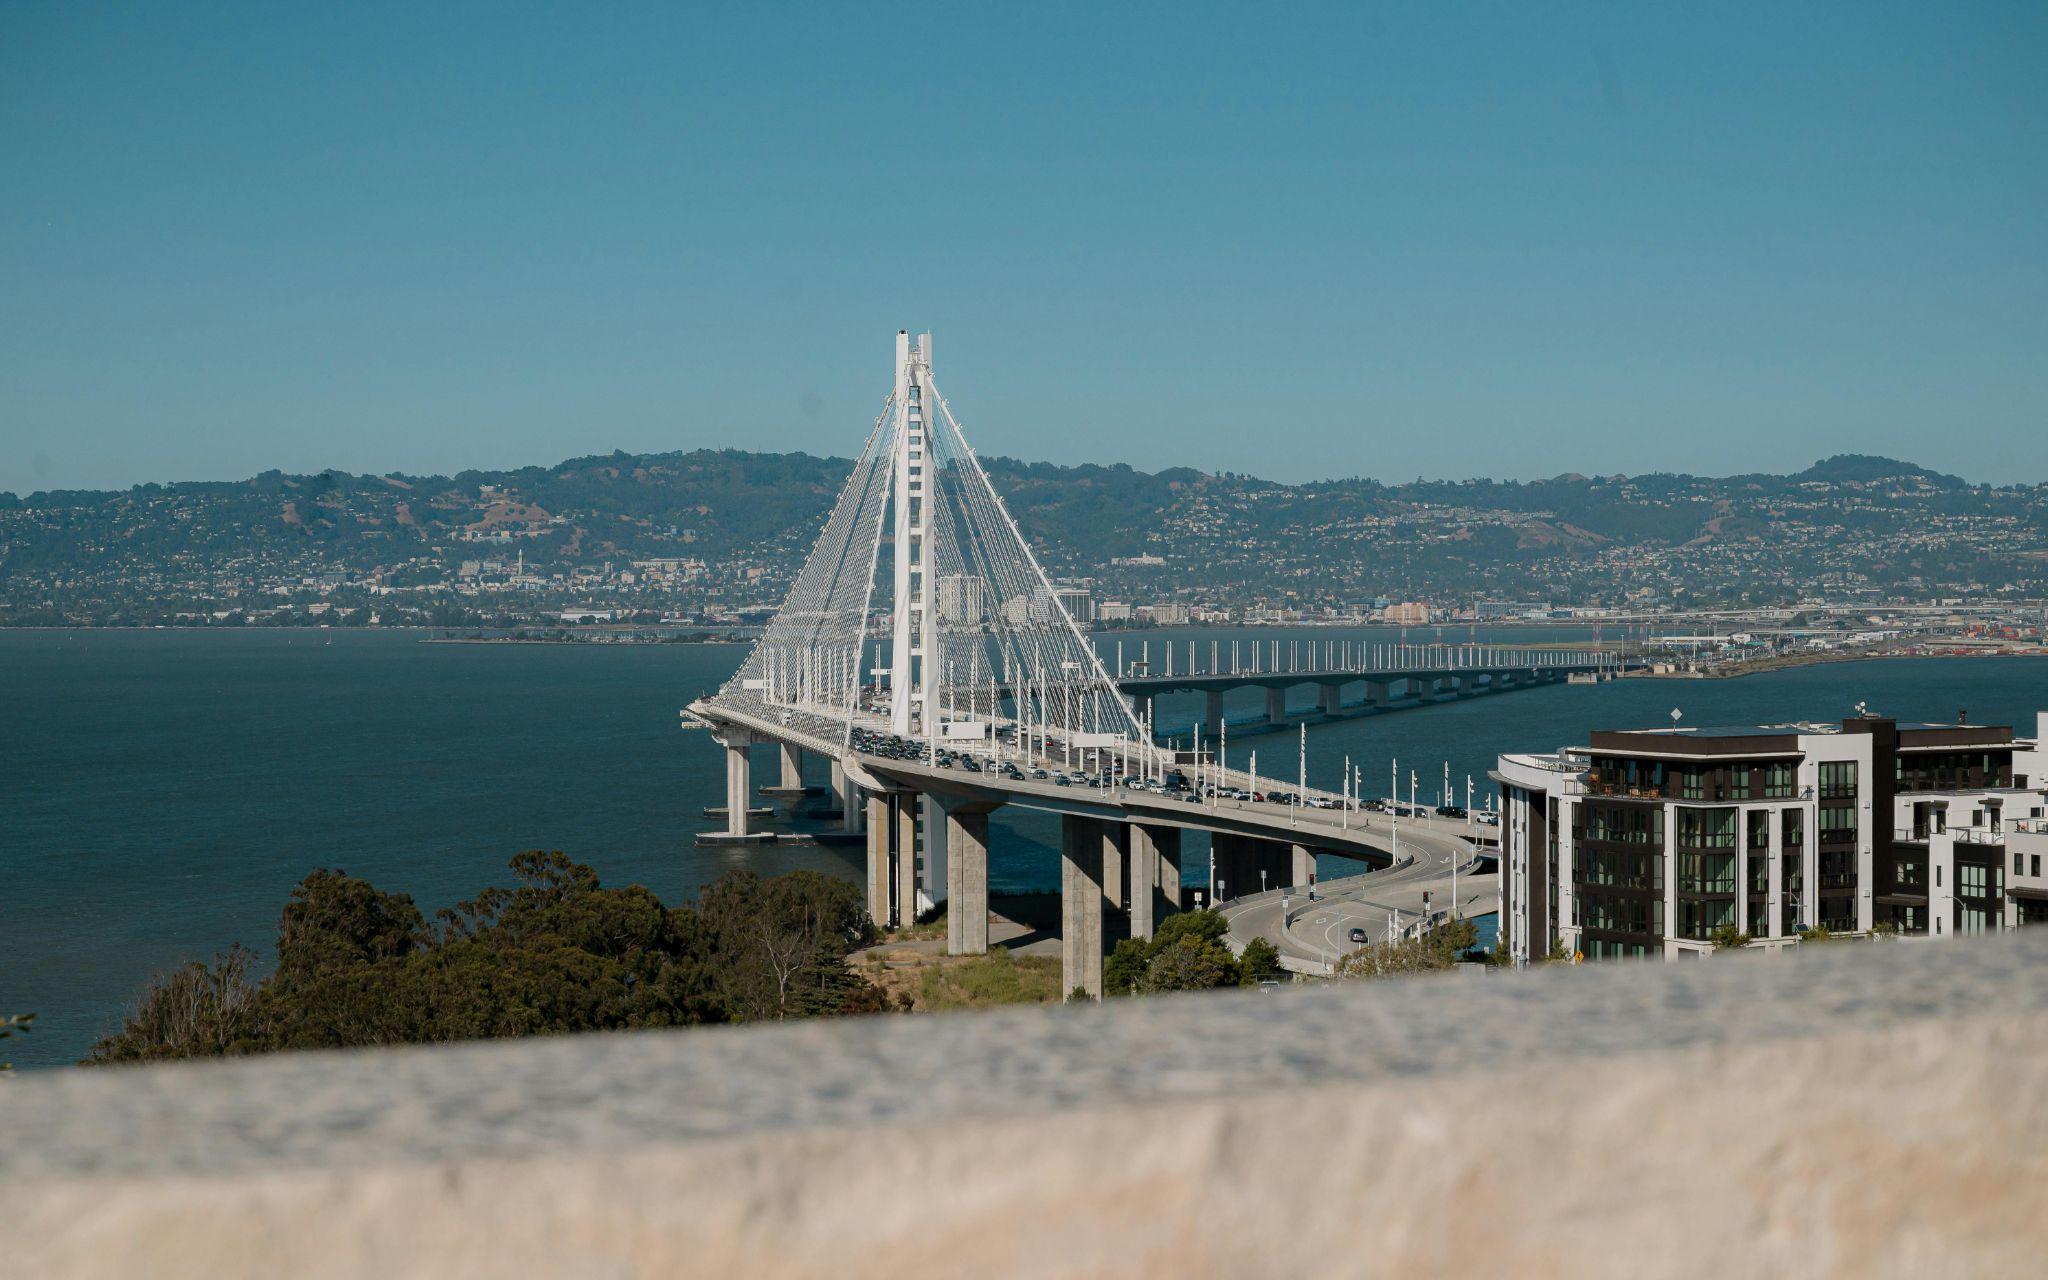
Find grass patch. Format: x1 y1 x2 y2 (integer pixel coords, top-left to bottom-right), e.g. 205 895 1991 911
916 949 1063 1010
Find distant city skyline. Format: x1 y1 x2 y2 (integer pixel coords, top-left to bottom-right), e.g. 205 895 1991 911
4 3 2044 495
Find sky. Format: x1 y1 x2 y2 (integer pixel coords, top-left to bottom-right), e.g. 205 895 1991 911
2 2 2044 495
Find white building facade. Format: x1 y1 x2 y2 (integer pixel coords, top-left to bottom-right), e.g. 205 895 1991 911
1493 712 2048 962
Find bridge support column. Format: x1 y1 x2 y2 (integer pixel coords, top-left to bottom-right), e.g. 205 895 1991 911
1102 822 1128 914
923 794 949 911
832 761 862 833
1318 683 1341 716
896 795 921 930
1203 690 1225 739
1157 827 1185 914
1264 686 1287 725
779 741 803 790
721 731 753 836
1212 833 1252 903
1129 694 1152 736
865 794 892 929
1061 816 1107 1000
1128 823 1181 940
944 804 993 955
1291 843 1316 890
1366 682 1389 709
1455 674 1477 697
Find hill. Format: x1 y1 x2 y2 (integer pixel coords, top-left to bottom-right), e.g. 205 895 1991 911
2 451 2043 624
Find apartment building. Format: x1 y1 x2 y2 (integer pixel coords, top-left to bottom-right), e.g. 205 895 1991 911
1492 711 2048 961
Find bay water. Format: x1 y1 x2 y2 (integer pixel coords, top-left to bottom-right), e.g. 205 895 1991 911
4 627 2041 1068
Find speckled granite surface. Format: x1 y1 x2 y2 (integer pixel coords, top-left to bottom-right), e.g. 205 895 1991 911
5 931 2045 1181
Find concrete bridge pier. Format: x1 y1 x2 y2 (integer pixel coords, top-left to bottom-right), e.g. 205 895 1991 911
1291 843 1316 889
1203 690 1225 739
830 761 862 834
943 799 999 956
922 795 950 913
1101 822 1129 915
864 790 922 930
1129 693 1152 736
1212 832 1284 902
724 732 753 833
899 797 924 929
701 729 772 843
1060 816 1112 999
1317 683 1342 716
1128 823 1182 940
1455 674 1478 697
865 794 893 929
779 742 803 790
1264 686 1287 726
1366 681 1390 709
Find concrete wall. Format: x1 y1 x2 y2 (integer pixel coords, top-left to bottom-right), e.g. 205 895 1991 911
7 933 2048 1278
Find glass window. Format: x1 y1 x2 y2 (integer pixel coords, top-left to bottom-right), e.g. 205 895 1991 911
1679 852 1736 894
1819 804 1857 842
1677 807 1736 850
1782 809 1804 847
1819 761 1857 799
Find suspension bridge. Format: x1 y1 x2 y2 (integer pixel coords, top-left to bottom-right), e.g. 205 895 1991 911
688 331 1619 996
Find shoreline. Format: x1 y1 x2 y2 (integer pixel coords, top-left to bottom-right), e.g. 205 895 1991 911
1634 646 2046 681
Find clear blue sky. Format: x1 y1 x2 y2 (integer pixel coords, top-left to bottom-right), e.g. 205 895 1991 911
3 2 2043 494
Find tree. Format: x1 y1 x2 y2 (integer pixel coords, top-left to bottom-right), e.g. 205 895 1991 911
1140 936 1231 992
1709 924 1753 950
87 947 264 1063
695 869 879 1021
91 853 884 1063
1237 937 1282 986
1106 909 1243 997
1335 916 1478 982
1103 937 1150 997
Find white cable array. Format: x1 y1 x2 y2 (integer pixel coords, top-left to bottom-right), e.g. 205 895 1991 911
715 397 896 737
924 380 1150 759
710 360 1157 778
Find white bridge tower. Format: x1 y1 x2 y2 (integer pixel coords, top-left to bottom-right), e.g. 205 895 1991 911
888 330 937 736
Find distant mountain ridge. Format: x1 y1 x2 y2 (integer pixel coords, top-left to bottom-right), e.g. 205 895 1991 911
2 449 2043 620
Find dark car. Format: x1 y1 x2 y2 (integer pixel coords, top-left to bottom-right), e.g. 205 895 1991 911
1348 926 1369 944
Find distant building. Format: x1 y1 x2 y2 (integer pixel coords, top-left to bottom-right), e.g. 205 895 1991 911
1052 587 1096 625
1475 600 1551 621
1098 601 1133 622
1493 711 2048 962
1136 603 1189 625
1382 601 1431 625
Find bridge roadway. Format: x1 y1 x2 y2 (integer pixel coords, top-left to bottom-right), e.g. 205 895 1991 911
692 697 1486 998
1221 855 1499 975
1108 647 1618 739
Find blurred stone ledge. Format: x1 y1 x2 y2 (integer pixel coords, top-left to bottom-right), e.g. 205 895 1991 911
6 933 2048 1278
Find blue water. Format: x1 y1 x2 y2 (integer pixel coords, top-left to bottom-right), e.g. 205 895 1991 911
4 628 2041 1068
